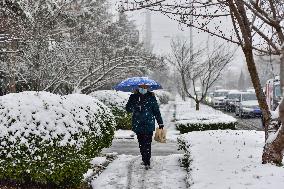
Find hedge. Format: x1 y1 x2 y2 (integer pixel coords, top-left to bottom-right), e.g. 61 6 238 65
176 120 236 134
0 92 115 188
90 90 132 130
154 90 172 104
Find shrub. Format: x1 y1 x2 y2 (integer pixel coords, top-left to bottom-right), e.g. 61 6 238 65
176 119 236 134
90 90 132 130
154 90 172 104
0 92 115 188
177 136 193 187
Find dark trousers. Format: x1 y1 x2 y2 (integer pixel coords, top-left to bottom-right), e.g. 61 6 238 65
137 133 153 166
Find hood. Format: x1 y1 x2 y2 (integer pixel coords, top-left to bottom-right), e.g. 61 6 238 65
241 100 259 107
214 96 226 100
227 98 239 102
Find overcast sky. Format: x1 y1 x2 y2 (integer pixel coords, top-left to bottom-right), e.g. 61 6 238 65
110 0 245 73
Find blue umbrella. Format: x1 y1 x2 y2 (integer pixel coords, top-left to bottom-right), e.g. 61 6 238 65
113 77 162 92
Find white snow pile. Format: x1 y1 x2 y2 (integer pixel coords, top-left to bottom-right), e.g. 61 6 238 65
91 157 108 167
153 90 173 104
178 130 284 189
84 153 118 185
114 129 135 139
175 98 236 132
0 91 116 183
90 90 131 110
176 100 236 124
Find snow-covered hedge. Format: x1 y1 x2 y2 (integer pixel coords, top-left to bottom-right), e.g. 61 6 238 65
154 90 172 104
90 90 130 110
90 90 132 130
176 117 236 133
0 92 115 188
175 100 236 133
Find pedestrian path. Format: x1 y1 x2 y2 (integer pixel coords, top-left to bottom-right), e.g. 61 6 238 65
102 101 181 156
91 154 187 189
95 100 187 188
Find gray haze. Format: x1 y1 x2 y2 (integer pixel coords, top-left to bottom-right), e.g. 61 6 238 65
110 0 245 74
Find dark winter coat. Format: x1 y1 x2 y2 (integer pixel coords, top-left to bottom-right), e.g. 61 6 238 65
126 91 163 134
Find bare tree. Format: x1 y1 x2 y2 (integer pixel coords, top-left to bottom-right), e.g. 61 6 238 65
255 54 280 86
167 37 234 110
121 0 284 164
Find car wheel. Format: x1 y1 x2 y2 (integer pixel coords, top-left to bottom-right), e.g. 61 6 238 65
240 110 243 118
235 108 239 116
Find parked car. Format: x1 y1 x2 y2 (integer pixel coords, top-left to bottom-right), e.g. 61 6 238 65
246 88 255 93
205 92 214 106
235 92 262 118
224 90 242 112
212 89 229 109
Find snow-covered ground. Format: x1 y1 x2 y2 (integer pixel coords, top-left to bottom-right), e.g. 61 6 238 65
175 97 236 125
93 95 284 189
96 100 185 188
114 129 136 139
91 154 187 189
179 130 284 189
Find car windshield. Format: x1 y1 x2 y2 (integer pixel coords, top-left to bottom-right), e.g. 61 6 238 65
275 85 281 97
242 93 257 101
214 92 228 97
228 93 241 99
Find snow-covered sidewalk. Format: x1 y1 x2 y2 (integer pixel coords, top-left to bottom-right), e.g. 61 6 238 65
92 154 187 189
96 100 186 188
102 101 182 156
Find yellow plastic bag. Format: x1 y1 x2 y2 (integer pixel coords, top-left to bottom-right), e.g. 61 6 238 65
154 127 167 143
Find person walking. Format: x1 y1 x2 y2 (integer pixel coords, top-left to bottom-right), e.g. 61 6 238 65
126 84 164 170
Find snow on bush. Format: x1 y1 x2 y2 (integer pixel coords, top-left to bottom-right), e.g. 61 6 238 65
90 90 132 130
90 90 130 110
0 91 115 188
153 90 172 104
175 99 236 133
178 130 284 188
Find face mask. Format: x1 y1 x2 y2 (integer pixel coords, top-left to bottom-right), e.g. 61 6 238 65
138 87 148 95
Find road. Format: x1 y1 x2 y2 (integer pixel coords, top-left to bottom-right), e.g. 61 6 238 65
222 111 263 131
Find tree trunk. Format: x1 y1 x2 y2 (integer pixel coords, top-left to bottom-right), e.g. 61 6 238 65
180 72 188 101
262 44 284 164
195 100 200 111
228 0 283 164
181 89 186 101
229 0 270 139
281 46 284 96
243 48 271 139
262 127 284 164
